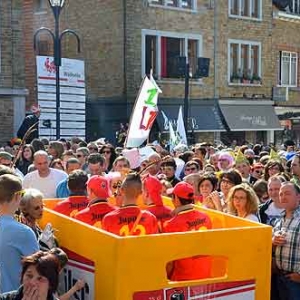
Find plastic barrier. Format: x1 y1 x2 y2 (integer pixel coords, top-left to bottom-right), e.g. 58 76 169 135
41 199 272 300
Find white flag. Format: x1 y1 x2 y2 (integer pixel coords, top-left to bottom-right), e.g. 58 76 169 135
150 74 162 93
125 76 161 148
161 110 169 130
169 121 178 151
176 106 187 145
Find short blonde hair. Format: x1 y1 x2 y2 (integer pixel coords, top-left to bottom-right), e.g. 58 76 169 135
227 183 259 216
20 188 44 212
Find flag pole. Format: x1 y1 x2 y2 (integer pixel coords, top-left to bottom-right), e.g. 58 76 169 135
146 69 154 146
124 75 147 148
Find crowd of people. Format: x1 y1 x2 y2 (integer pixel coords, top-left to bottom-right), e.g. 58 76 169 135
0 136 300 299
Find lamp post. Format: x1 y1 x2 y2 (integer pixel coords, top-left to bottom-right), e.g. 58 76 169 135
34 0 80 140
183 61 190 139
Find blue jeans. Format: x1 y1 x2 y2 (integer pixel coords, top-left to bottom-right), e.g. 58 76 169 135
277 273 300 300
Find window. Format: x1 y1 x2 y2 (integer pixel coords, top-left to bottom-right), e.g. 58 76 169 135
279 51 297 87
34 0 47 12
149 0 196 11
228 39 261 84
289 0 300 14
229 0 261 19
142 30 202 79
37 40 51 56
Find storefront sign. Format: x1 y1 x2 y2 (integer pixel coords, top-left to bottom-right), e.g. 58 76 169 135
240 115 267 126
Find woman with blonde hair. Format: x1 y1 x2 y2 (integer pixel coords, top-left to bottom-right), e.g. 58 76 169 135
227 183 260 222
48 141 64 160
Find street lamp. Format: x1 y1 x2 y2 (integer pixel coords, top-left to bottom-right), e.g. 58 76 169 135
34 0 80 140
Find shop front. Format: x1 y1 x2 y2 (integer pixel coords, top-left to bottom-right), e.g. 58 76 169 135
219 100 282 145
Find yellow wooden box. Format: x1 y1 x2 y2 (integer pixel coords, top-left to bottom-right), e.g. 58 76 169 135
41 199 272 300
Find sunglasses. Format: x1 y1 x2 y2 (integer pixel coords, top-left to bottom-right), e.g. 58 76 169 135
270 166 280 171
76 154 83 158
161 166 174 171
112 182 122 189
185 167 197 172
34 204 44 210
15 190 26 197
254 170 263 175
221 179 234 185
103 150 111 154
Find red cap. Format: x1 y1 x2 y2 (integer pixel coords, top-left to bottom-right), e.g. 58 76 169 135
87 175 109 199
167 182 194 200
143 175 163 205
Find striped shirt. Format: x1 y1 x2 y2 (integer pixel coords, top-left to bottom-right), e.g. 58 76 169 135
273 207 300 273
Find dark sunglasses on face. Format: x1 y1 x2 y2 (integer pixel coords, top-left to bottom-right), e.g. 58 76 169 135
112 182 122 189
254 170 262 175
185 167 197 172
34 204 44 210
103 150 111 154
161 166 174 171
76 154 83 158
2 163 11 167
221 179 234 185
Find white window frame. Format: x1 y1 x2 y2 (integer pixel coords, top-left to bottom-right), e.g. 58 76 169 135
34 0 47 14
290 0 300 15
141 29 202 80
228 0 262 20
279 51 298 87
149 0 197 12
227 39 262 85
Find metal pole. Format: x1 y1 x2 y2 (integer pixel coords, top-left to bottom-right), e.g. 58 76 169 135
55 64 60 140
184 62 190 141
53 7 61 140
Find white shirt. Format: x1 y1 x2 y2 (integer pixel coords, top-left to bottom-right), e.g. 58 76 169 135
14 168 24 179
265 202 285 226
174 157 185 178
23 168 67 198
245 214 260 223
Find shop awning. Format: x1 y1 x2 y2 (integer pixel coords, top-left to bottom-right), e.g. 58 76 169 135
219 101 282 131
157 100 226 132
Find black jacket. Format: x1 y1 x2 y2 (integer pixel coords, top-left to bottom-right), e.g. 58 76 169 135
258 199 273 225
17 114 39 143
168 175 181 187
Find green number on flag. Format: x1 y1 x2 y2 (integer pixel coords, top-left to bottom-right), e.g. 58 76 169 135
144 88 157 107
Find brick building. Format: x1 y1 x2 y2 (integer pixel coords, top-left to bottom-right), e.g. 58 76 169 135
22 0 126 142
125 0 283 145
0 1 28 145
272 1 300 145
23 0 300 145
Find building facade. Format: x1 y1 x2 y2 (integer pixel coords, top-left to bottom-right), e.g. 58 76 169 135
125 0 282 145
23 0 300 145
272 0 300 145
0 1 28 145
